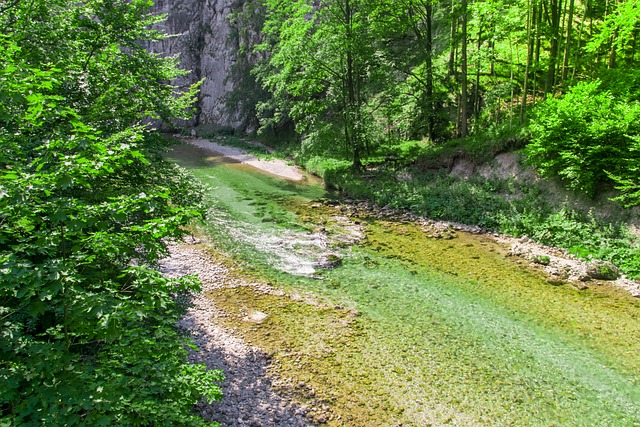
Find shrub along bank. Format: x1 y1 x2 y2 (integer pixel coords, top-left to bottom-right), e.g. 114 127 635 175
1 2 223 425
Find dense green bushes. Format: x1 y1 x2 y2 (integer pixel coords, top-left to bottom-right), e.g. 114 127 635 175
526 81 640 203
1 1 222 425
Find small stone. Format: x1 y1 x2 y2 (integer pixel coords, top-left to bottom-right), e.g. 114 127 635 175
546 277 564 286
586 260 620 281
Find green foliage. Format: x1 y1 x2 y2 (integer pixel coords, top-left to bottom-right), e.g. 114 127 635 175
1 1 222 425
304 157 352 185
382 140 433 163
254 0 384 167
585 0 640 66
526 81 640 198
496 208 640 278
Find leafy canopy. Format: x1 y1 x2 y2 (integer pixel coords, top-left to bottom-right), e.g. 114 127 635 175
526 81 640 203
1 1 221 425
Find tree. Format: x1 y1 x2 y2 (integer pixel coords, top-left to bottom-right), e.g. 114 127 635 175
586 0 640 68
526 81 640 197
544 0 563 94
0 1 222 425
254 0 379 168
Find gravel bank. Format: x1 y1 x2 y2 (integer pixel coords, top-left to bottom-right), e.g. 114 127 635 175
186 138 305 182
159 238 316 427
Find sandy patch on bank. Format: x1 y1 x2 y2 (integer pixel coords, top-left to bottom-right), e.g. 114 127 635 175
186 138 305 182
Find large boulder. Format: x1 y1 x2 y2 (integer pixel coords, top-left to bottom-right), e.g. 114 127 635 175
586 260 620 281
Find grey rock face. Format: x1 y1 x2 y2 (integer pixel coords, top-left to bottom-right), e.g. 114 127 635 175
148 0 242 128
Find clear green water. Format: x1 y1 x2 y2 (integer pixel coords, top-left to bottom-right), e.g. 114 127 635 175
169 144 640 426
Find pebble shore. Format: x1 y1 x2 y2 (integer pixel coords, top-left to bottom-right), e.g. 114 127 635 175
160 238 316 427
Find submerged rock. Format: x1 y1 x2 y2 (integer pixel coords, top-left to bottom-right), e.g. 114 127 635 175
315 253 343 269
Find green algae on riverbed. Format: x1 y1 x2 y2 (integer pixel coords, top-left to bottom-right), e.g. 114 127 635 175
169 143 640 426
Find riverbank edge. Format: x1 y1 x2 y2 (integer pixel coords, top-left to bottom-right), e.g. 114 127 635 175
177 136 640 298
160 238 321 426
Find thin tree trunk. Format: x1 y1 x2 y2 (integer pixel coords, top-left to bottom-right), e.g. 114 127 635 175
449 0 457 76
609 29 618 68
544 0 561 95
425 0 434 140
561 0 575 82
572 0 588 79
521 0 534 123
509 37 515 130
474 18 483 122
343 0 361 169
460 0 468 137
533 1 542 103
632 29 638 65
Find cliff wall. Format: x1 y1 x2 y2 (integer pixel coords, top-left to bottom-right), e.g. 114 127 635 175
149 0 241 128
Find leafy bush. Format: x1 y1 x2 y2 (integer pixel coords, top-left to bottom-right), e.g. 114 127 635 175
384 140 432 162
304 157 352 186
1 1 222 425
495 207 640 278
526 81 640 198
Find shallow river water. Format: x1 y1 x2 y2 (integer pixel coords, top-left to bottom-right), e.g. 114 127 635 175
169 144 640 426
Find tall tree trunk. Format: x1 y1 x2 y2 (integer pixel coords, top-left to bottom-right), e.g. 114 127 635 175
449 0 457 76
561 0 575 82
521 0 534 123
632 28 639 65
425 0 434 140
460 0 468 137
572 0 588 79
343 0 361 169
606 0 619 68
474 18 483 122
509 37 515 130
533 1 542 103
609 29 618 68
544 0 562 95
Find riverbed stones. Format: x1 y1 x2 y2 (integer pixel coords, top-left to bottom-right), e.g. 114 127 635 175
159 241 315 427
586 260 620 280
315 253 343 269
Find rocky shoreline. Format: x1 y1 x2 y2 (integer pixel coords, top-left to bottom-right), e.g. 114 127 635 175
331 197 640 298
160 239 317 427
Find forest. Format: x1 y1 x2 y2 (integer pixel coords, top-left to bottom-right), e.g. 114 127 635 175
2 0 640 425
227 0 640 205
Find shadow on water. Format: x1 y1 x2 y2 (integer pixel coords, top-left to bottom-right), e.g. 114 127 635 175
169 143 640 426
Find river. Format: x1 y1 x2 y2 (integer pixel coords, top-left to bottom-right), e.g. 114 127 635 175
169 143 640 426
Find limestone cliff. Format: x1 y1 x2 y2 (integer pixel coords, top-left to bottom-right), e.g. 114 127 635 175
149 0 242 128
